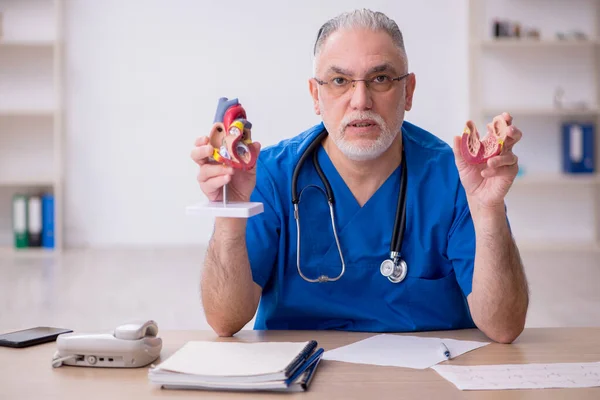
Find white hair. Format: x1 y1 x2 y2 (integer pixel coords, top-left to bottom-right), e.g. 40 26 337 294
312 9 408 75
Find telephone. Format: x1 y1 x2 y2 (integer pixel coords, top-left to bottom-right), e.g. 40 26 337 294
51 320 162 368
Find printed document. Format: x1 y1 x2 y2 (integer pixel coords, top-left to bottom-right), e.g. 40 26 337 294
432 362 600 390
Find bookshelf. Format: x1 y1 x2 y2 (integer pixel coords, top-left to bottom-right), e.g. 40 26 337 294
0 0 63 256
468 0 600 253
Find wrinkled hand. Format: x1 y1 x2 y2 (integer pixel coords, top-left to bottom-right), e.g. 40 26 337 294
452 112 522 210
191 136 261 203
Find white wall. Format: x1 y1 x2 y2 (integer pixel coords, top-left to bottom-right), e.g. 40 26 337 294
62 0 598 248
62 0 470 247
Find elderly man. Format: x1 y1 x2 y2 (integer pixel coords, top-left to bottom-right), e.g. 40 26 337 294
190 9 529 343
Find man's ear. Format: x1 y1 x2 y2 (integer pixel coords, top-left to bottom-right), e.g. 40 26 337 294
308 78 321 115
404 73 416 112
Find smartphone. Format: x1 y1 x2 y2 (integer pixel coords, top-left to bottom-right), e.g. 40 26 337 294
0 327 73 348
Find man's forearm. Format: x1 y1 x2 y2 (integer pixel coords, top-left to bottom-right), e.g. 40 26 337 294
467 200 529 343
201 219 261 337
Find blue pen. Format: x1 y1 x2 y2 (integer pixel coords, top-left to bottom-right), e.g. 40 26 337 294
439 342 451 360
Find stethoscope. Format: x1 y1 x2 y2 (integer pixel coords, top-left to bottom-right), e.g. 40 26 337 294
291 129 408 284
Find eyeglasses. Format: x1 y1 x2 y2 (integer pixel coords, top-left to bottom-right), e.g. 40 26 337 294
314 72 410 97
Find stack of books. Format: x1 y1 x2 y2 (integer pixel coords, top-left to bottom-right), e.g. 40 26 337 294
148 340 324 392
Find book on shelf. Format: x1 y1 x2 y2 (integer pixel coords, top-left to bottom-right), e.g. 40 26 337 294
562 122 595 174
41 193 55 249
27 195 42 247
11 193 54 250
12 194 28 248
148 339 324 392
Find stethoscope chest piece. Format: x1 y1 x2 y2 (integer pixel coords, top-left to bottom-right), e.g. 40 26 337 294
380 258 408 283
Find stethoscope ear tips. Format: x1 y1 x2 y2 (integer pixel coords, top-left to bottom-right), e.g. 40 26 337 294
380 259 408 283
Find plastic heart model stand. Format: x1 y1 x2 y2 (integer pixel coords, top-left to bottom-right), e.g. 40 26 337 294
209 97 258 170
460 116 508 165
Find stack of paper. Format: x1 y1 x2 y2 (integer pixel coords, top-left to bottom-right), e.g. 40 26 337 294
148 340 324 392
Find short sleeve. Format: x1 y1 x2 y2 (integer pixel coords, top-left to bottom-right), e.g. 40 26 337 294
446 182 476 297
245 159 282 288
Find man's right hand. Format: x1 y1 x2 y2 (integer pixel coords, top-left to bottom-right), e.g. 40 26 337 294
190 136 261 203
192 137 263 337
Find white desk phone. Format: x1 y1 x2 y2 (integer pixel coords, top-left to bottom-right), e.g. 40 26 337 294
51 320 162 368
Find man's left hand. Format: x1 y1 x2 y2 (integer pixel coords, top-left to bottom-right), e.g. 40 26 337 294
452 112 523 210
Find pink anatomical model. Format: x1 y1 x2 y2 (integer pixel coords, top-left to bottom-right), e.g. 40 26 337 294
209 97 258 170
460 116 508 165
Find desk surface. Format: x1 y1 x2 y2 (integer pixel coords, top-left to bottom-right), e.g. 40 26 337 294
1 327 599 399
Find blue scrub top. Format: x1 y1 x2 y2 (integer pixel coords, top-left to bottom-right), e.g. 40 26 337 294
245 121 477 332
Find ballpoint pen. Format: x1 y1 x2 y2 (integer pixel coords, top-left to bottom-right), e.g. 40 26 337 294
439 342 451 360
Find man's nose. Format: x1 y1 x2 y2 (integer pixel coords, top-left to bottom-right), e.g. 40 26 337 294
349 81 373 110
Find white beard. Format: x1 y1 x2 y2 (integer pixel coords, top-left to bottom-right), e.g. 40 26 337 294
324 110 402 161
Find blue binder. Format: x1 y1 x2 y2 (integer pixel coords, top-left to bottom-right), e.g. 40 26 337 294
41 194 55 249
562 122 595 174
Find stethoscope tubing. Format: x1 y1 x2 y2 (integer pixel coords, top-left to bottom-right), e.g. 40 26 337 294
291 129 407 283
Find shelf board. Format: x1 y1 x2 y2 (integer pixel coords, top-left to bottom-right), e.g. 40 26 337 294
514 174 600 186
0 247 57 258
0 40 55 48
475 38 600 49
482 107 600 117
0 109 55 117
0 179 55 187
517 241 600 253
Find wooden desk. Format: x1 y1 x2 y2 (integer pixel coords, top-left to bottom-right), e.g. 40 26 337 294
1 328 599 399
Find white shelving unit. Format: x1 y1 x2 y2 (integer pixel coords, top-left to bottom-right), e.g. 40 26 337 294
0 0 63 256
468 0 600 253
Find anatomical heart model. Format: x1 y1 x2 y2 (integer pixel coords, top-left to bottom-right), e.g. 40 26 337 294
209 97 258 170
185 96 264 218
460 116 508 165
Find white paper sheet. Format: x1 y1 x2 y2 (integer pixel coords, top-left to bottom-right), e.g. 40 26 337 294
322 334 489 369
432 362 600 390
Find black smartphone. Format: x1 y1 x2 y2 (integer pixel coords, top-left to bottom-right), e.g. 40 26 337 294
0 327 73 348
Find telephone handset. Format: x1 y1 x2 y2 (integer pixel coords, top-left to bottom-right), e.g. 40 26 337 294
51 320 162 368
